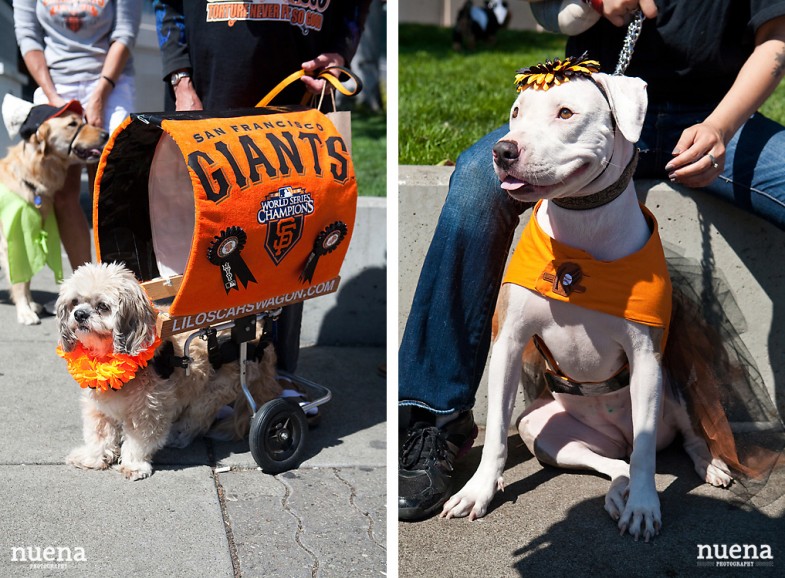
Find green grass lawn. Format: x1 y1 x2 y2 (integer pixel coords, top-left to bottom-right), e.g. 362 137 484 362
400 24 566 165
400 23 785 165
760 82 785 127
352 109 387 196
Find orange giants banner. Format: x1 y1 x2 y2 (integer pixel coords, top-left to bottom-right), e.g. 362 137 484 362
93 106 356 317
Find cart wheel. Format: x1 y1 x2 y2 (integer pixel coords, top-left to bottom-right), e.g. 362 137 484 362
250 398 308 474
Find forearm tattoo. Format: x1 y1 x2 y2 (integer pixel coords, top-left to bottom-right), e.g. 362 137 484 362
772 45 785 78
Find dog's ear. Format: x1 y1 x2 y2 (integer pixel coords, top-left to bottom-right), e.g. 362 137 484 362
56 296 77 352
593 73 648 144
113 277 158 356
31 123 50 154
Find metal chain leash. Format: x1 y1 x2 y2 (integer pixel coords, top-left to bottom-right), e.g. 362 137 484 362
613 9 645 76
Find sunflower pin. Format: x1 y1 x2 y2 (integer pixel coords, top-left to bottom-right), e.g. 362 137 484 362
514 52 601 92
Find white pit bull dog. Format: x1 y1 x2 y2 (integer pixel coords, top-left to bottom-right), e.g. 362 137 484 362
441 57 732 541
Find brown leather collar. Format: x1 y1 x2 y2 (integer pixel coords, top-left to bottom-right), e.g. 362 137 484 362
552 148 639 211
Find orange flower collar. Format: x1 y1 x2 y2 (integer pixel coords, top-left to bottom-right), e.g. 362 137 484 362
56 336 161 391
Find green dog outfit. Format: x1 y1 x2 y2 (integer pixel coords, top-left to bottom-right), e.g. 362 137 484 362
0 182 63 284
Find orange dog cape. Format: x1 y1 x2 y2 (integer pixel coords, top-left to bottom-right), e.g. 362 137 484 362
503 201 672 342
93 106 356 317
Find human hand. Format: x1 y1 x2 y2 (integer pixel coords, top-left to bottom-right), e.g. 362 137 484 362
664 122 726 188
47 94 68 108
174 78 203 111
84 95 105 129
601 0 657 27
301 53 346 94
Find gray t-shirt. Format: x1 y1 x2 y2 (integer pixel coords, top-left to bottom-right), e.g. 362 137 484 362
14 0 141 84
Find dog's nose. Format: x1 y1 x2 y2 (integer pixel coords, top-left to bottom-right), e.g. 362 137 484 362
74 309 90 323
100 130 110 142
493 140 519 168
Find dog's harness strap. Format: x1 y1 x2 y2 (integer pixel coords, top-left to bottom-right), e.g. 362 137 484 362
138 316 272 382
67 120 87 156
552 148 639 211
205 327 223 370
533 335 630 396
151 340 189 379
544 370 630 396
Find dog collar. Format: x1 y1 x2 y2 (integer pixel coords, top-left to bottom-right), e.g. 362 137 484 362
552 148 639 211
56 336 161 392
19 179 43 207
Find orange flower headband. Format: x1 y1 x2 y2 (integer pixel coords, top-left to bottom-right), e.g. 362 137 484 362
56 336 161 392
515 53 601 92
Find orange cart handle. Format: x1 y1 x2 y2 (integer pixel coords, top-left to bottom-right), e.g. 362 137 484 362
256 66 362 108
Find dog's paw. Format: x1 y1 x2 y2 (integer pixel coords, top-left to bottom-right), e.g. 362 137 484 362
617 485 661 543
440 474 502 521
115 461 153 481
604 475 629 521
66 446 112 470
705 458 733 488
17 306 41 326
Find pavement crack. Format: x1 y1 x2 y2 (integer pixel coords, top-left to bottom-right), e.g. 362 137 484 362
334 469 386 551
276 474 320 577
212 467 241 578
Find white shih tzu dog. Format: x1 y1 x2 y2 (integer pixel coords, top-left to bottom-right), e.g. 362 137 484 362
56 262 281 480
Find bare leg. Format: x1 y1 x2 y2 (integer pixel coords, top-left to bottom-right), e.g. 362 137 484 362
54 165 92 269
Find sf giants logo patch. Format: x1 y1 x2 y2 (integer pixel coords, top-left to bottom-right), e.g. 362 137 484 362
542 262 587 297
258 186 315 264
268 218 301 264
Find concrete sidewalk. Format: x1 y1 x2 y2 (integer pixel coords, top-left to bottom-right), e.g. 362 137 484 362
400 431 785 578
0 259 386 576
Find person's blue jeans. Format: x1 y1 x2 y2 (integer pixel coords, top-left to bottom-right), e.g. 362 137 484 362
399 104 785 415
638 104 785 224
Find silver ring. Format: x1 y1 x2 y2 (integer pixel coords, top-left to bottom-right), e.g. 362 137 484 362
707 153 719 169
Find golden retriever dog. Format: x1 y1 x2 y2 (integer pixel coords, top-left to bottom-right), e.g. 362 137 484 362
0 99 108 325
56 262 282 480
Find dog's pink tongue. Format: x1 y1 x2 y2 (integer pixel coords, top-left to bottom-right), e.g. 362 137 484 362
501 176 526 191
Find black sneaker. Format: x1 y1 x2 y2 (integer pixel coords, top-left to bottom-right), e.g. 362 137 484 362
398 410 478 521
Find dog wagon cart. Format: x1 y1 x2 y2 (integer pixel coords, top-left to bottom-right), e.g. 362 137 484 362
92 71 360 473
